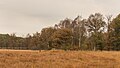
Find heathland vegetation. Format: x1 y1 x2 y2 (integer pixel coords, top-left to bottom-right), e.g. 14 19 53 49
0 50 120 68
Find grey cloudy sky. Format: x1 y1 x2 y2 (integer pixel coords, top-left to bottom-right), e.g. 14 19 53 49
0 0 120 36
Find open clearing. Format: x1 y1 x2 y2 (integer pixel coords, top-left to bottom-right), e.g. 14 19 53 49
0 49 120 68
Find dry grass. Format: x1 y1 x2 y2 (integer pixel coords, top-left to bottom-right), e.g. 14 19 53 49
0 49 120 68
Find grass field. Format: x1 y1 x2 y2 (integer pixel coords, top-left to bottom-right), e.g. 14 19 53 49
0 49 120 68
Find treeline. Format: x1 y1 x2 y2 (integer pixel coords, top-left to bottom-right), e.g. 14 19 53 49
0 13 120 51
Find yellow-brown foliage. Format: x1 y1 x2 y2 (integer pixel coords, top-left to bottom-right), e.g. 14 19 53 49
0 49 120 68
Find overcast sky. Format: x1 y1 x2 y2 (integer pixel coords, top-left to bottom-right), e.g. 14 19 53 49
0 0 120 36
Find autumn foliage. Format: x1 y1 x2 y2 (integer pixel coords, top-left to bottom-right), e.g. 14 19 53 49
0 13 120 51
